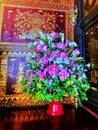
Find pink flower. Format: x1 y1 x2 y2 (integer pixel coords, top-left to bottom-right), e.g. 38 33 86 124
37 45 44 52
39 75 44 80
48 64 58 77
37 70 42 76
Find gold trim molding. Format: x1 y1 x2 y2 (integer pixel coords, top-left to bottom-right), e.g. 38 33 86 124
0 0 74 11
0 94 76 107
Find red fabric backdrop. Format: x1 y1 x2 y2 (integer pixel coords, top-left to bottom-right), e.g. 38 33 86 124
1 6 66 43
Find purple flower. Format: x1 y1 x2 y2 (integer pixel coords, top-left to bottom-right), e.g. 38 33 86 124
37 71 45 80
33 40 39 46
65 40 69 45
78 76 82 81
43 45 48 51
72 65 76 71
50 32 59 38
50 51 59 60
37 45 44 52
40 64 44 69
29 74 36 80
48 79 53 84
56 42 65 50
36 55 40 61
42 56 49 64
72 48 80 56
59 52 68 58
58 69 69 81
43 68 48 77
26 71 30 76
70 60 74 66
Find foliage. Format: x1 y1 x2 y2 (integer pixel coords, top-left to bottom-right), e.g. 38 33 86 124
20 31 90 104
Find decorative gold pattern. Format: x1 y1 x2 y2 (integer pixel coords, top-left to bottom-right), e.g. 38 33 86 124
0 94 76 107
0 0 74 10
0 4 3 41
0 56 7 95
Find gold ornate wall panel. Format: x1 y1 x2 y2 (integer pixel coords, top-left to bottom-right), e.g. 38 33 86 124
0 0 76 107
0 0 74 42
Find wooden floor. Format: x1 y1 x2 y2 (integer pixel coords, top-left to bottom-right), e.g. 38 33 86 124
0 105 98 130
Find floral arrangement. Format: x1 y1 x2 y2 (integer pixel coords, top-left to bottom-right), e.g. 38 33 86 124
20 31 90 104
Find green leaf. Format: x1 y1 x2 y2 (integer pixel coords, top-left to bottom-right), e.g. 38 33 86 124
46 94 52 102
34 90 42 103
71 77 76 82
43 88 47 94
37 82 42 88
52 93 59 101
45 81 52 88
66 80 71 86
32 76 39 81
41 94 46 100
59 97 63 102
59 90 66 96
70 89 76 96
20 76 29 86
75 57 83 62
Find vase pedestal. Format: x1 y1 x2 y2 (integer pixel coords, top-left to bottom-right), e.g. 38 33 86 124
47 100 64 116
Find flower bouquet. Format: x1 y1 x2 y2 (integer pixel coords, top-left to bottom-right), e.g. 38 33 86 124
20 31 90 105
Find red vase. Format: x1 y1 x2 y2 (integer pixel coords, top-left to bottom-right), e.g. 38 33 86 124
47 100 64 116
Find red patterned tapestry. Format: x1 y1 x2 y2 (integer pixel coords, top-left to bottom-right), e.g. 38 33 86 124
1 6 66 43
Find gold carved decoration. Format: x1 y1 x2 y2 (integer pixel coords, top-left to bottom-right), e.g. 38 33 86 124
0 0 74 8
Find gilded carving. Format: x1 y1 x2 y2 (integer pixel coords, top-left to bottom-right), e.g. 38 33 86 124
0 0 73 7
0 94 76 107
